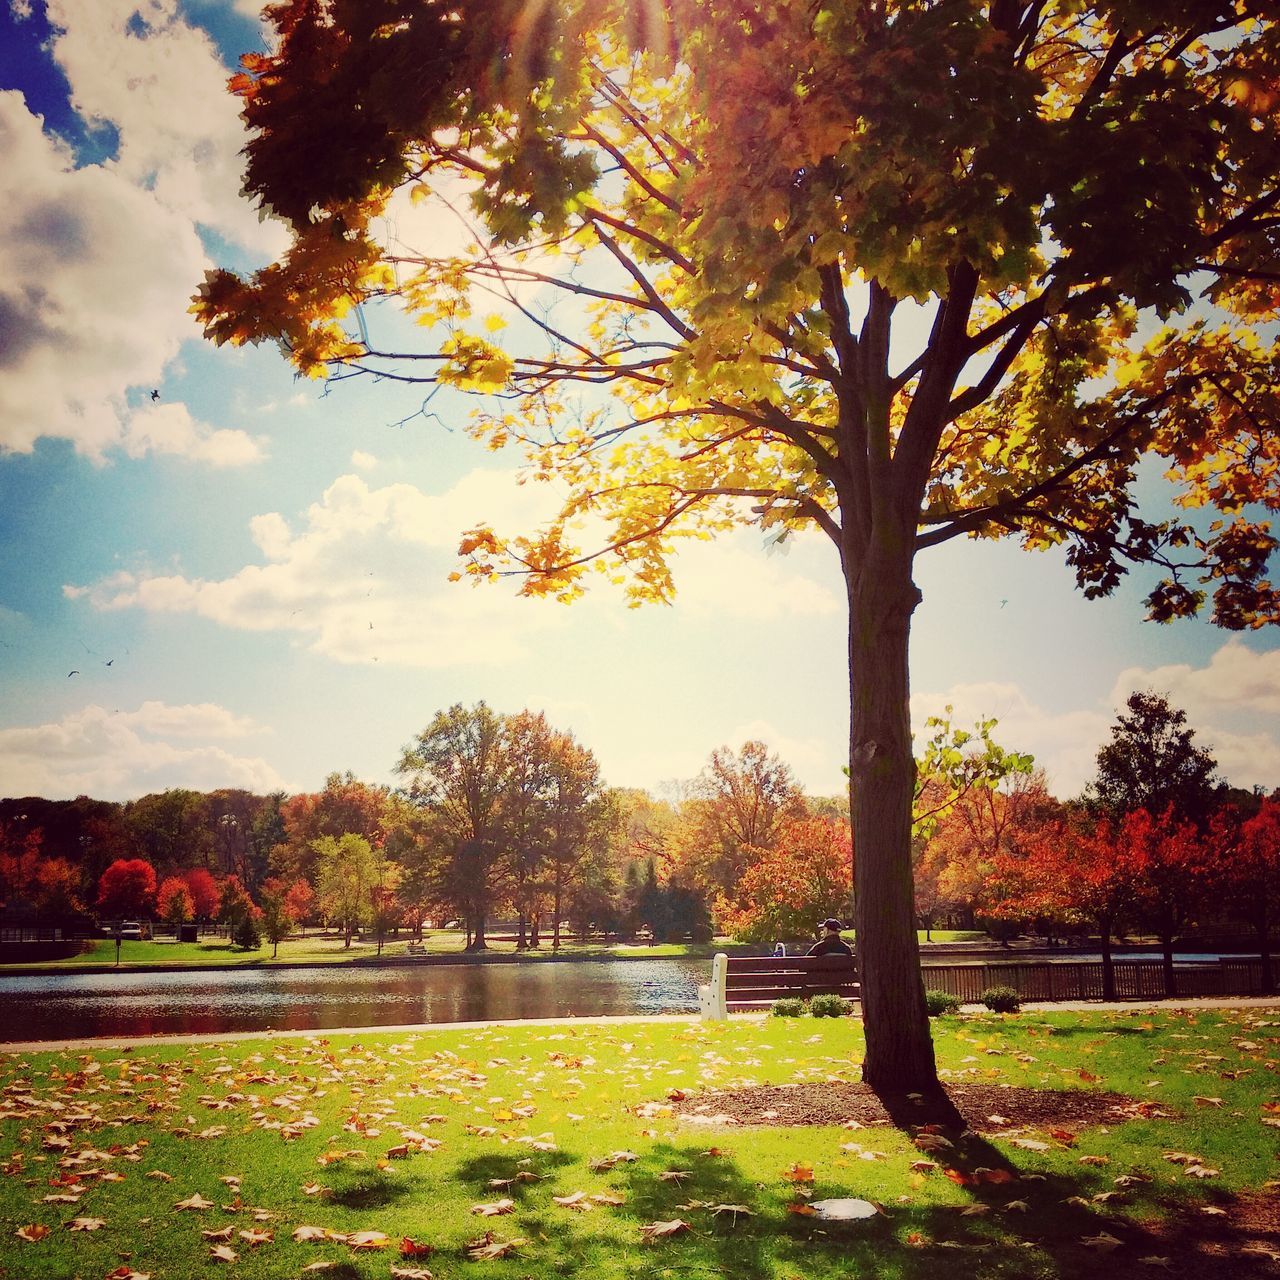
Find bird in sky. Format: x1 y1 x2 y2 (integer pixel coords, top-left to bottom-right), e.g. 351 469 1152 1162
67 670 79 677
150 390 160 401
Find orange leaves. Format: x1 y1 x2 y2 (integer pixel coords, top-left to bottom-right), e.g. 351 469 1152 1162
780 1162 814 1184
400 1237 435 1258
15 1223 51 1241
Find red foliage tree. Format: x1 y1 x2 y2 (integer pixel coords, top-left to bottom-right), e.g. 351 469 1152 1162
993 816 1135 1000
1215 799 1280 994
1124 807 1210 997
283 878 316 929
96 858 158 920
157 876 195 926
184 868 220 919
0 824 43 906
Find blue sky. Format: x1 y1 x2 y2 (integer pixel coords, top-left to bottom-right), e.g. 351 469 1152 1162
1 0 1277 805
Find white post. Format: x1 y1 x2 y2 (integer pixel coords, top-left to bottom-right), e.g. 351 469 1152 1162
698 951 729 1021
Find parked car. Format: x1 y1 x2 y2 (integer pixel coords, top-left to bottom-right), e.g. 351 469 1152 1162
101 921 145 940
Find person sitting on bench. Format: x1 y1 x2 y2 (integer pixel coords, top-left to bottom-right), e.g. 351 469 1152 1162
807 918 853 957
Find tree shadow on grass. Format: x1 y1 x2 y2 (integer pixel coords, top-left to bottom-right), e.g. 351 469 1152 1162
598 1108 1277 1280
452 1148 575 1198
328 1166 411 1209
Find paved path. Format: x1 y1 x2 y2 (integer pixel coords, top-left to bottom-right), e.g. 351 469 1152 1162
4 996 1279 1056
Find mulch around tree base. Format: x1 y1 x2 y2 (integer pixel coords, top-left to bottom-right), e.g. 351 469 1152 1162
672 1080 1150 1133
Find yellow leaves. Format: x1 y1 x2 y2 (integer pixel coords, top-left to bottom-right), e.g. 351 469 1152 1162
438 334 515 393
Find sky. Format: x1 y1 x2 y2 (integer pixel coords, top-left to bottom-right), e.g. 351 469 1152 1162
1 0 1278 807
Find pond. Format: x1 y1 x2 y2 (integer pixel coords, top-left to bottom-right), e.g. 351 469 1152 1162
0 958 707 1044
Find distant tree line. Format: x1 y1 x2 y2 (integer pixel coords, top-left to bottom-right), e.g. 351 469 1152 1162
1 693 1275 980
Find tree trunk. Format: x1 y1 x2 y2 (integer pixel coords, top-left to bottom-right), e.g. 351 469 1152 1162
553 884 563 950
1257 910 1274 995
517 912 528 950
472 913 487 951
1100 928 1115 1001
848 555 937 1093
1160 933 1177 998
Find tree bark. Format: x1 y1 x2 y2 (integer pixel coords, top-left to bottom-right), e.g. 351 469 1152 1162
1100 927 1115 1001
847 553 938 1093
1160 934 1177 998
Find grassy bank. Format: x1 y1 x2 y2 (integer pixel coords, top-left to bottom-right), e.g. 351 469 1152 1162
2 1008 1278 1278
16 929 989 972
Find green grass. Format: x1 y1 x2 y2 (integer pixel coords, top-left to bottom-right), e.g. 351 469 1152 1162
28 933 742 970
21 930 995 972
2 1008 1277 1278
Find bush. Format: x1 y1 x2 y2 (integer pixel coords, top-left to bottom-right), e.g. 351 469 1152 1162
925 989 962 1016
231 914 262 950
809 993 852 1018
689 923 715 944
979 985 1022 1013
770 997 807 1017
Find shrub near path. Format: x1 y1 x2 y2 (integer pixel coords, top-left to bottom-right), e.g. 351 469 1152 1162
1 1010 1279 1279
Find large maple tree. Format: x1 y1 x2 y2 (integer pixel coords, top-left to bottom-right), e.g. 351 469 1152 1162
196 0 1280 1091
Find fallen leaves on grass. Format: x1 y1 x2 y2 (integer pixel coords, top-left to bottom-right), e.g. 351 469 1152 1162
209 1245 238 1263
16 1224 50 1241
639 1219 691 1241
470 1199 515 1216
465 1232 527 1260
68 1217 106 1231
174 1192 215 1211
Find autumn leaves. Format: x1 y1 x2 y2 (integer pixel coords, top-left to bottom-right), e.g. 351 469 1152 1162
4 1011 1280 1278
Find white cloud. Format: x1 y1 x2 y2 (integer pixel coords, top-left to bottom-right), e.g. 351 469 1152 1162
1111 640 1280 719
120 401 264 466
911 681 1111 799
1196 727 1280 795
117 700 260 738
0 702 285 800
0 92 206 457
68 469 571 668
351 450 379 471
0 1 288 459
65 466 845 670
47 0 285 256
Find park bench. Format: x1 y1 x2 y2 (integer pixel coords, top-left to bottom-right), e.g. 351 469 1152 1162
698 951 860 1019
405 941 427 957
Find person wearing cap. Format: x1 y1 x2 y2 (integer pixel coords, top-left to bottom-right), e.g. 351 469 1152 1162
807 918 853 957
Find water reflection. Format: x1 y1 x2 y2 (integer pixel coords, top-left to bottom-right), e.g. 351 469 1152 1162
0 959 705 1043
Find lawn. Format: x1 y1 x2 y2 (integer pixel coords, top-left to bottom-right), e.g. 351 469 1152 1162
30 930 989 972
2 1008 1279 1279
